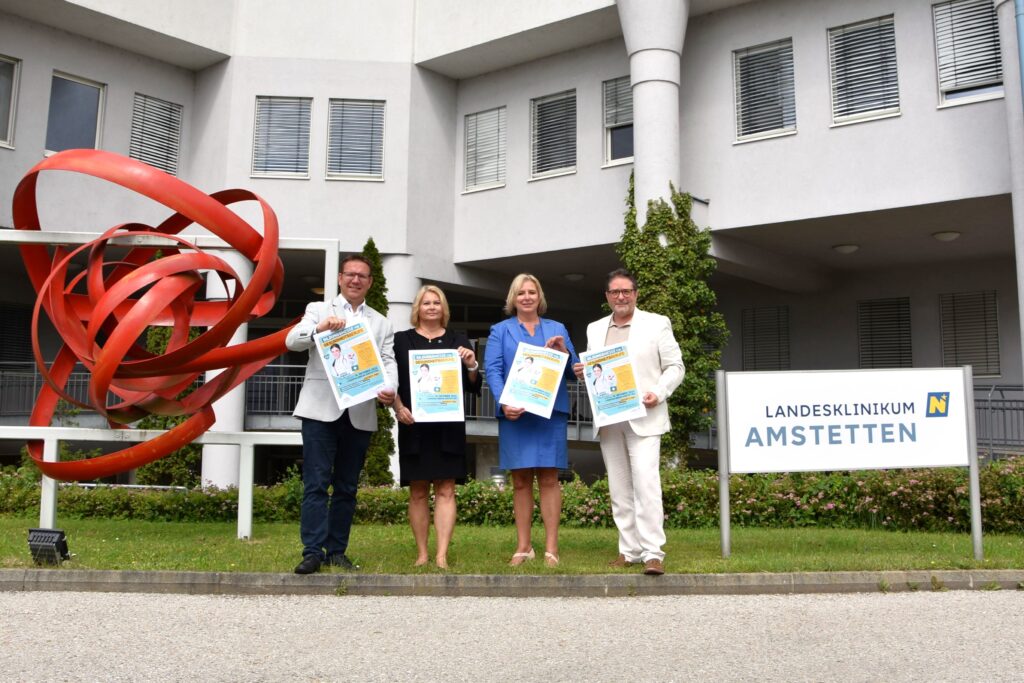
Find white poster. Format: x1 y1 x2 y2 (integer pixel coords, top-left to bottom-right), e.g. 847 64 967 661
497 342 569 419
723 367 971 473
315 322 387 411
408 349 465 423
579 343 647 428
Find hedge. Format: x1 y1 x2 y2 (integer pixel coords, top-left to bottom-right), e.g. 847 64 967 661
2 458 1023 533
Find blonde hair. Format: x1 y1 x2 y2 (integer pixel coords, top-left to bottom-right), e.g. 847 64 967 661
503 273 547 317
410 285 451 327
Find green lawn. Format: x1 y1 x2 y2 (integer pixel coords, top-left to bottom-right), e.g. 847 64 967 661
2 515 1022 574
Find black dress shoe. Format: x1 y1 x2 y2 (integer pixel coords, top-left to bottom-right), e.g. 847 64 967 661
294 555 322 575
325 553 359 570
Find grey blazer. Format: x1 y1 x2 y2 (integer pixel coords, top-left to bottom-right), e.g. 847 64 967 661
284 297 398 430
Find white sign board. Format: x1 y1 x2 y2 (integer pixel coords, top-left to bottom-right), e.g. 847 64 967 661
724 368 970 474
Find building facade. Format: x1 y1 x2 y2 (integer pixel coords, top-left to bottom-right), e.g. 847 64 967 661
1 0 1022 481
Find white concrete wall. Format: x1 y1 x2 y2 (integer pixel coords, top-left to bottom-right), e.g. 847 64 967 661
0 11 196 230
233 0 414 62
68 0 234 54
680 0 1011 230
452 38 634 262
414 0 614 63
204 56 413 254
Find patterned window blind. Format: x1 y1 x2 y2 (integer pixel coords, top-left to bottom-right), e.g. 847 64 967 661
129 93 182 175
857 297 912 368
734 39 796 140
828 16 900 123
251 96 311 177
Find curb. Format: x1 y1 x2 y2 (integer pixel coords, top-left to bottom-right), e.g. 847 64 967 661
2 568 1022 597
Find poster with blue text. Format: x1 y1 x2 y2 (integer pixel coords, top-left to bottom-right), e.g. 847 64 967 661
497 342 568 419
408 349 464 422
315 322 387 411
580 343 647 428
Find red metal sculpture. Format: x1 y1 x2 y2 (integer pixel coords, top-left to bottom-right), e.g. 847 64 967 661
13 149 291 481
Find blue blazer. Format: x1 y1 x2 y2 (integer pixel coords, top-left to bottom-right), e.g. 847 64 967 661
484 317 579 418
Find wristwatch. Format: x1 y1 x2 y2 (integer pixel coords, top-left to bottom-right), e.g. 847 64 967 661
467 362 480 372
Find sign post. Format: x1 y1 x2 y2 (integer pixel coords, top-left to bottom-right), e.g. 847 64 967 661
716 366 982 560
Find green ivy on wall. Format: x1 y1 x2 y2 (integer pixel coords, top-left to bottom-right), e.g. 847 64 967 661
616 174 729 458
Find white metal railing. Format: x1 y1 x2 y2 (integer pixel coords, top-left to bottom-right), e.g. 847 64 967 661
5 365 1023 453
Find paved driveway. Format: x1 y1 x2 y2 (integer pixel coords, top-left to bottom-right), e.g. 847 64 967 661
2 591 1022 681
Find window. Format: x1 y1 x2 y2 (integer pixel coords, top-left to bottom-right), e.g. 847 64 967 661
129 93 183 175
0 303 31 364
530 89 576 178
858 297 912 368
251 96 311 177
733 39 796 141
933 0 1003 104
603 76 633 163
940 290 1000 376
741 306 790 370
0 55 19 148
327 98 385 180
45 72 104 153
828 16 900 124
464 106 506 191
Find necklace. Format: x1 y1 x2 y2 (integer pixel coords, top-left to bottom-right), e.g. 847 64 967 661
416 326 445 340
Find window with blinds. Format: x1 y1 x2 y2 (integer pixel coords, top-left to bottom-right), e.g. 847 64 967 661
464 106 506 191
129 93 182 175
0 303 31 365
858 297 912 368
933 0 1003 104
733 39 796 141
741 306 791 370
940 290 1000 376
828 16 900 124
0 55 19 147
530 89 576 178
327 98 385 180
603 76 633 163
251 96 311 177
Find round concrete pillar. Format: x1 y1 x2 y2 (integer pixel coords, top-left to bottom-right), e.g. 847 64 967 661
997 0 1024 383
617 0 689 226
200 250 252 489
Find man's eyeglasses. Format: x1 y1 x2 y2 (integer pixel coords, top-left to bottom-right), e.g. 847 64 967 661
606 288 635 297
342 272 371 281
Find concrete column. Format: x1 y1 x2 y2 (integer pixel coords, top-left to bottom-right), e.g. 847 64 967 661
997 0 1024 382
617 0 689 226
200 250 252 489
382 253 419 481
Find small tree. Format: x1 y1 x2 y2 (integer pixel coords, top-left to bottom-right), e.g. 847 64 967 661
616 174 729 458
134 324 202 487
361 237 396 486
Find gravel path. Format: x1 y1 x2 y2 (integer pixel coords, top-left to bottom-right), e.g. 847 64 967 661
1 590 1022 682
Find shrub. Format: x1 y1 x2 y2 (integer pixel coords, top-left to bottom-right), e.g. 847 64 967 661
3 458 1023 533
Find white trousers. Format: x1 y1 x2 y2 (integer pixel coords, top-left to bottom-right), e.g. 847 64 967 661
599 422 665 562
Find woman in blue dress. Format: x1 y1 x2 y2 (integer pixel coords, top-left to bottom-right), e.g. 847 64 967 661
485 273 578 567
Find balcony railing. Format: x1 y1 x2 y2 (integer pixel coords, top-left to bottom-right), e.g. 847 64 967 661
0 363 1019 454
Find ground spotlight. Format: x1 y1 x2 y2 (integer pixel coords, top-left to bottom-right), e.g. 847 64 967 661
28 528 70 565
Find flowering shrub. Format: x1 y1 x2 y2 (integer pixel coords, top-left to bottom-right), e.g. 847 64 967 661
2 457 1023 533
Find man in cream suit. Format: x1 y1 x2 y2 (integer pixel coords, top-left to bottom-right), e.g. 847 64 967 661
285 254 398 574
574 269 684 575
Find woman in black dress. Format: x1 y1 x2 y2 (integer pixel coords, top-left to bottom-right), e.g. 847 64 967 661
392 285 481 568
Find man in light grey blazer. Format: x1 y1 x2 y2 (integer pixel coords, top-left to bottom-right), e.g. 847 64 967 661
574 268 684 575
285 254 398 574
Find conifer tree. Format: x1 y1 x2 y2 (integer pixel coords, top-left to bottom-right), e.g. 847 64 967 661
361 237 396 486
616 175 729 458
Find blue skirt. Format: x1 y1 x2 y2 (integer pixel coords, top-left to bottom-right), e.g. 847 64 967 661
498 411 568 470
